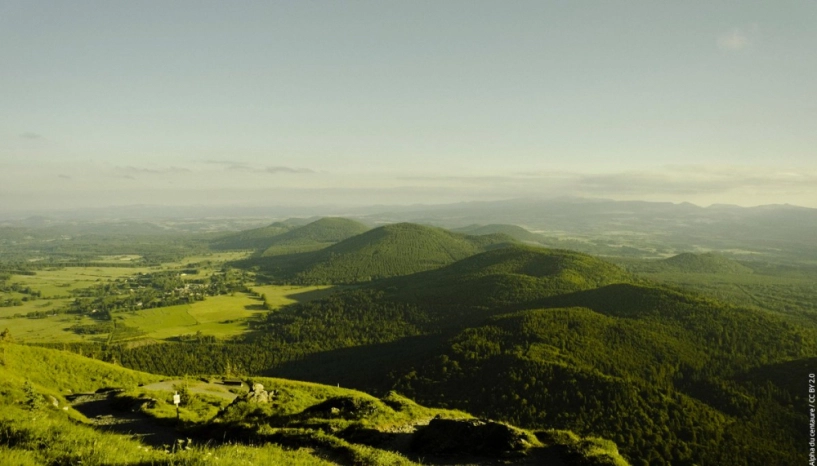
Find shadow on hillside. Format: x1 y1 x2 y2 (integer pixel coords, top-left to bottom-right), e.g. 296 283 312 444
71 395 182 448
269 334 450 393
283 286 340 304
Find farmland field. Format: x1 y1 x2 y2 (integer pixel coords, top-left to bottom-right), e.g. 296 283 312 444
0 285 338 343
7 266 154 298
250 284 337 308
114 293 263 340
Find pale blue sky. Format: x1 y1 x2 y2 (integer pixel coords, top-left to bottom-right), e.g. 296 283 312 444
2 1 816 211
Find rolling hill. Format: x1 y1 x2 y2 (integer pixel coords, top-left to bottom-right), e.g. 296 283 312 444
42 240 817 465
236 246 815 465
451 224 545 243
628 252 755 274
258 217 370 256
244 222 517 284
381 245 632 311
210 221 295 251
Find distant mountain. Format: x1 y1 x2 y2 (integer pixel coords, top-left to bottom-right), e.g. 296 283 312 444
258 217 370 256
625 252 755 274
362 197 817 264
451 224 545 243
659 252 754 274
210 217 366 252
210 221 294 250
244 222 516 284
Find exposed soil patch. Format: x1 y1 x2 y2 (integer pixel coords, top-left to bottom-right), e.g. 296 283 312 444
70 392 182 448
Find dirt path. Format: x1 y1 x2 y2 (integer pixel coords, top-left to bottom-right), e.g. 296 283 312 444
70 392 183 448
69 380 240 449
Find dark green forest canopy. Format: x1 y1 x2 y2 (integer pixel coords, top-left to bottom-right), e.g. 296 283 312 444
209 217 369 253
258 217 371 256
235 222 517 284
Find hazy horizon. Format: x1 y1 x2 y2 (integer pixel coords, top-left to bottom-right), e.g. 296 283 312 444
3 2 816 210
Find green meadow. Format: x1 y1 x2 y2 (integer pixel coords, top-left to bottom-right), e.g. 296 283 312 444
0 313 97 343
159 251 250 270
115 293 264 340
251 284 336 308
0 285 337 344
7 266 154 298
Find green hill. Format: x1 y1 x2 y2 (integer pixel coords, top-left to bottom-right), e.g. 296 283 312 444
390 303 812 466
0 342 627 466
382 245 632 312
210 222 294 251
451 224 545 243
247 222 517 284
258 217 370 256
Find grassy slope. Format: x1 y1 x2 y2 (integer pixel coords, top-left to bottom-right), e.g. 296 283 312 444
0 342 628 466
0 343 334 466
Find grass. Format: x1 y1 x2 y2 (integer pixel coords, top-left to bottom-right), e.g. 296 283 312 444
0 403 337 466
7 266 154 298
159 252 250 269
251 284 336 308
0 343 161 393
115 293 264 341
0 285 337 344
0 343 334 465
0 314 101 343
0 297 72 319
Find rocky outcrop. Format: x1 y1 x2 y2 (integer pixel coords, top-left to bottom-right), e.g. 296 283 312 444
302 396 379 419
245 383 269 403
411 417 539 456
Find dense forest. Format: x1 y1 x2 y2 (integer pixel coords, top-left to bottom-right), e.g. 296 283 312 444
36 241 817 465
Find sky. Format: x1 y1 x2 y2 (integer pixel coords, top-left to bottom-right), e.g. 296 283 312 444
2 1 816 212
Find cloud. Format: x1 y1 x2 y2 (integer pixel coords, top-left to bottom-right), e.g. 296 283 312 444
391 166 817 200
717 27 752 51
205 160 252 171
58 174 71 180
20 132 43 140
204 160 314 173
115 166 191 176
265 166 315 174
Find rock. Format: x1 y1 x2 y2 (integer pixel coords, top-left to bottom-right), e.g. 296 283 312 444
244 383 269 403
302 396 379 419
48 395 59 408
411 417 537 457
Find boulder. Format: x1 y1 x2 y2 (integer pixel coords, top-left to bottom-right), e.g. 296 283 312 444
245 383 269 403
411 417 537 456
302 396 379 419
